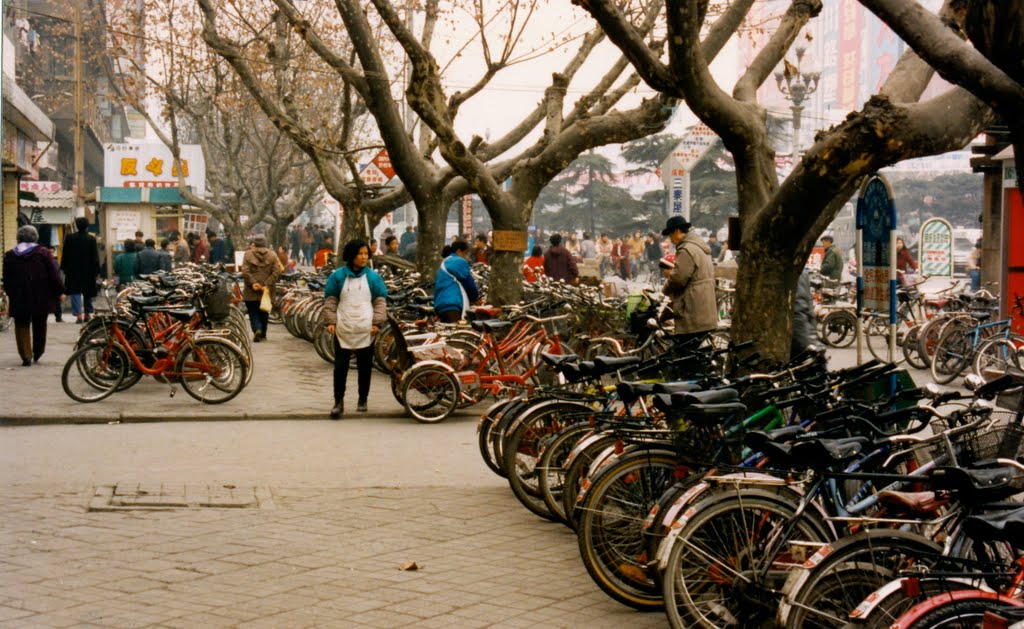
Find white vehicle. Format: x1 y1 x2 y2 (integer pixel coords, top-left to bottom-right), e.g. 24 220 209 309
952 227 982 275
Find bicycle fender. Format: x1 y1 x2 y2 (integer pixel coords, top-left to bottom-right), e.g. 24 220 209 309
847 576 983 625
891 589 1024 629
397 360 456 391
654 479 816 571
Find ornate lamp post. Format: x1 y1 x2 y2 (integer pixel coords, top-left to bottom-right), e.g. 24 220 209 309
775 44 821 160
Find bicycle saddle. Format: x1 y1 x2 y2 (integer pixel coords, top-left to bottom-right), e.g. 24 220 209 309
128 295 163 307
592 356 642 371
787 436 871 468
653 382 702 394
615 382 659 404
670 388 740 406
541 353 578 367
876 490 949 516
144 307 197 322
558 361 595 382
744 425 806 452
929 465 1020 500
969 310 992 321
962 506 1024 546
470 320 512 332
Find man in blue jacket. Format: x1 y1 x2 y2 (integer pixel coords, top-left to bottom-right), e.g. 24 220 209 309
434 240 480 323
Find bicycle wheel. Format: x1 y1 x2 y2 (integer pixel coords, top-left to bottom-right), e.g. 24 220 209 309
537 421 592 526
902 324 927 369
931 324 973 384
562 434 619 528
865 316 905 364
576 449 679 611
894 597 1024 629
0 292 11 332
820 309 857 348
503 402 590 522
662 489 831 629
782 530 941 629
477 399 519 478
972 338 1022 382
177 338 249 404
401 364 459 423
61 342 127 403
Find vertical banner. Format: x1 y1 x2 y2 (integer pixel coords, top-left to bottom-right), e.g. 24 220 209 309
918 217 954 278
461 195 473 238
856 174 898 363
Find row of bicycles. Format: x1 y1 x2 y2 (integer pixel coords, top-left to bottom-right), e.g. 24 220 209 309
480 329 1024 628
61 265 253 404
815 276 1024 384
277 262 678 423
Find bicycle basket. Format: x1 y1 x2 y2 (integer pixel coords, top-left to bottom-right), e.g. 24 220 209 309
929 413 1024 466
203 277 233 321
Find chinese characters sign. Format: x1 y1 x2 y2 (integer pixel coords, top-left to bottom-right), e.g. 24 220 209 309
918 218 953 278
103 142 205 196
856 175 897 315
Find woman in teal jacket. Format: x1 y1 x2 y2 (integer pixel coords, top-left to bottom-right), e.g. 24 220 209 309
433 240 480 323
322 239 387 419
113 239 139 289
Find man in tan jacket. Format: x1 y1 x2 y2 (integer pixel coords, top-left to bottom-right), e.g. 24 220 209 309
661 216 717 346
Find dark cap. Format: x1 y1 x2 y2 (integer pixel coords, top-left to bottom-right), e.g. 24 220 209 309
662 216 691 236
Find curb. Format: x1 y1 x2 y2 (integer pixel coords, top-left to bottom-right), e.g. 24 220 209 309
0 410 418 426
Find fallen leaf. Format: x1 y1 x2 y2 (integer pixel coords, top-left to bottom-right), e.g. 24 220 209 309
399 562 420 571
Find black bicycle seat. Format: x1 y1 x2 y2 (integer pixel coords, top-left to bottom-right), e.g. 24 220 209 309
962 506 1024 546
593 356 642 371
144 306 196 322
128 295 163 307
470 320 512 333
541 353 578 367
670 388 740 406
744 425 806 452
616 382 658 404
969 310 992 321
929 465 1019 500
653 382 702 395
787 436 870 468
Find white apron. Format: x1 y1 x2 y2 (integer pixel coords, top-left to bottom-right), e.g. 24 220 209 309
335 274 373 349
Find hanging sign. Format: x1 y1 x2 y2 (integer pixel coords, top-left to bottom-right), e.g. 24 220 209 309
918 217 953 278
856 175 897 315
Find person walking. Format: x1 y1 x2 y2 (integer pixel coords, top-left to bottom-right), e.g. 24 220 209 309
134 239 164 276
968 239 982 292
192 231 210 263
580 232 597 260
113 239 139 290
60 216 99 324
819 235 843 282
241 234 282 342
3 225 65 366
322 239 387 419
610 237 631 279
595 233 612 276
644 232 662 280
208 229 226 264
791 268 817 358
434 240 480 323
543 234 579 284
661 216 717 346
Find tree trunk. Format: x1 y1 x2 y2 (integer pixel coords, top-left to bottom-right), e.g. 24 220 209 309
223 223 246 259
268 220 290 252
415 196 448 276
340 203 369 249
486 200 529 307
731 243 802 363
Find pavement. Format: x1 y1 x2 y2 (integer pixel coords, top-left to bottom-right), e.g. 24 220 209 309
0 305 945 628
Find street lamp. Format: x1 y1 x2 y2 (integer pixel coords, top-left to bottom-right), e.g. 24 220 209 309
774 44 821 160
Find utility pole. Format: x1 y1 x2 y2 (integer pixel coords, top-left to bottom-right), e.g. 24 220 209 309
73 4 85 211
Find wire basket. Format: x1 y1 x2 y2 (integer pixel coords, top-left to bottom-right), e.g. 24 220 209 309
928 412 1024 466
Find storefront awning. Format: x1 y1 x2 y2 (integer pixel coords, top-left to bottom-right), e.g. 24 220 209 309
96 187 192 205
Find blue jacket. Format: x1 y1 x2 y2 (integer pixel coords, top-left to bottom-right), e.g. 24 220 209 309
433 254 479 315
324 264 388 301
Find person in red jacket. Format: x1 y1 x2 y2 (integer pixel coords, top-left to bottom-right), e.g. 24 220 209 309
523 245 545 282
543 234 578 284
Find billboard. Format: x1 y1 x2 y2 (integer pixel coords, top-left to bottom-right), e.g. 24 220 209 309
103 142 206 196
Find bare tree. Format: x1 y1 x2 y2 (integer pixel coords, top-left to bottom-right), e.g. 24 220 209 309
578 0 993 360
100 0 333 249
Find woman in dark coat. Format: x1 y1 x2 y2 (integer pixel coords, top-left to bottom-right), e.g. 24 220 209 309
3 225 65 366
60 216 100 323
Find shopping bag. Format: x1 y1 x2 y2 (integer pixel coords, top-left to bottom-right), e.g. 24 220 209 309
259 287 273 313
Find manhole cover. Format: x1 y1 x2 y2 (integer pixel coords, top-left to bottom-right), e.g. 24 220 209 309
86 483 274 511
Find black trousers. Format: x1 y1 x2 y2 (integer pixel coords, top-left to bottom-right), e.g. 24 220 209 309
333 338 373 404
244 300 269 335
14 313 48 361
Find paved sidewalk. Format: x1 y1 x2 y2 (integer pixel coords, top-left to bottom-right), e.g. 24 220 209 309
0 318 477 425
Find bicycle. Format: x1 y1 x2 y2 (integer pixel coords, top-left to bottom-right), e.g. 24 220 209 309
62 310 249 404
